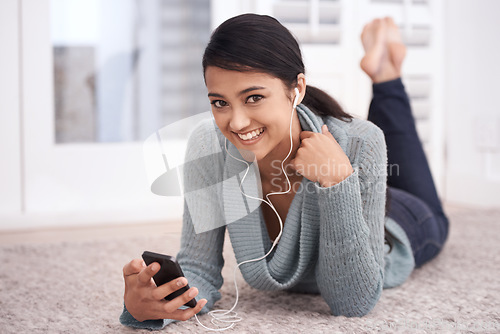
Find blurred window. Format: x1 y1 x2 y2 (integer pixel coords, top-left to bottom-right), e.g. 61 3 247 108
51 0 211 143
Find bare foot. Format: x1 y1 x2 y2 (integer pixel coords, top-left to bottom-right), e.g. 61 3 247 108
360 19 388 79
386 17 406 75
360 17 406 83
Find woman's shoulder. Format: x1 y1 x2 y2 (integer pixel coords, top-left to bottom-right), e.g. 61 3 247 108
183 118 226 182
324 116 385 151
329 116 383 141
324 116 387 170
188 118 224 143
186 118 226 158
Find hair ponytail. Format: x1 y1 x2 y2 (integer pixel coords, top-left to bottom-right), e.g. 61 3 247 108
302 85 352 121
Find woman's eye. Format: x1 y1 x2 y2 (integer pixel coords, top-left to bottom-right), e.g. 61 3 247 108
246 95 263 103
211 100 227 108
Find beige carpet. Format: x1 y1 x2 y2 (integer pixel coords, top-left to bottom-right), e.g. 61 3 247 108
1 206 499 333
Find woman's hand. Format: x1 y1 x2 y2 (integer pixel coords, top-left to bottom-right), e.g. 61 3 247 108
123 259 207 322
290 125 353 187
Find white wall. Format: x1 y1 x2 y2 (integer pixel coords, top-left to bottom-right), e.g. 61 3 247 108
444 0 500 208
0 0 22 215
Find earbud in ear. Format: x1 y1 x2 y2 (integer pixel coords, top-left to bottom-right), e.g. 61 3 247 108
293 87 300 108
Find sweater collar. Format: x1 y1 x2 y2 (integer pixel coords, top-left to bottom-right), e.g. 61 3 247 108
295 104 349 153
296 103 322 133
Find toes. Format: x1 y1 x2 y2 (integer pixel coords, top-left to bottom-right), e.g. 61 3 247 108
386 17 397 28
361 20 374 37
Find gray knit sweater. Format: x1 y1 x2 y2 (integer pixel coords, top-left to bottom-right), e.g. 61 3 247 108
120 104 414 329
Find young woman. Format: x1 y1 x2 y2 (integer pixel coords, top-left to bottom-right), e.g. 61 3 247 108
120 15 449 329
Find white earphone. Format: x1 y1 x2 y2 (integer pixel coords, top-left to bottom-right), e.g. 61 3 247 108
194 86 301 331
293 87 300 108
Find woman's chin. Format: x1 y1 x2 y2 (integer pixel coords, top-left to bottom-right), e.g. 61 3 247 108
236 147 271 163
239 149 257 162
228 137 271 163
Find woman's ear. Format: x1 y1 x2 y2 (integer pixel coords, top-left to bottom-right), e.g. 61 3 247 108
296 73 306 105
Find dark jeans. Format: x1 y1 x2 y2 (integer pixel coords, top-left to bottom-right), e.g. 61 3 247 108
368 78 449 268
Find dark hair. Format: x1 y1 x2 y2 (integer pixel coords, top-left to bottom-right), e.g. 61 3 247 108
203 13 395 252
202 13 352 122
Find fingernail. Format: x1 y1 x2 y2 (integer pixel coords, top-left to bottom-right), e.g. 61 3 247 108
151 263 159 271
189 288 198 298
177 278 187 287
201 299 208 307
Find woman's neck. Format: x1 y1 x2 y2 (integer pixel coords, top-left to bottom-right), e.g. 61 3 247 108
258 113 302 184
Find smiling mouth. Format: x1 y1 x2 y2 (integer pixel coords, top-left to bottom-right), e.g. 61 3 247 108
236 127 265 141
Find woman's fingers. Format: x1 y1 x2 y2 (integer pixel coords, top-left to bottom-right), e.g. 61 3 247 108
150 277 188 300
137 262 161 285
123 258 208 322
290 126 353 186
161 287 199 313
321 124 332 137
123 258 145 277
167 298 208 321
149 289 206 321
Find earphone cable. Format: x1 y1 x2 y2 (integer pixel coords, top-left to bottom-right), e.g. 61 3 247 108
193 93 298 331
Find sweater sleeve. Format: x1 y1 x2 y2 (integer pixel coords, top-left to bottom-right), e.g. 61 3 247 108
176 120 226 314
314 125 387 317
119 120 226 330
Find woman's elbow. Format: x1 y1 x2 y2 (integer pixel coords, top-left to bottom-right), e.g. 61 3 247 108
323 282 383 317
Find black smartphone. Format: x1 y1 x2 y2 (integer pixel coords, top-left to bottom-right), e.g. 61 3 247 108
141 251 197 308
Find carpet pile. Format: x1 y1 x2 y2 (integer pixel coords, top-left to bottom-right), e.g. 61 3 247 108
0 206 499 333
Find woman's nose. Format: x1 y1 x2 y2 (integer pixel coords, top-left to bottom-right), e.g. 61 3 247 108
229 109 251 131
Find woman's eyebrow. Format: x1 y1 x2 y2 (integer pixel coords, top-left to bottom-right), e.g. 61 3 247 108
208 86 266 98
239 86 266 95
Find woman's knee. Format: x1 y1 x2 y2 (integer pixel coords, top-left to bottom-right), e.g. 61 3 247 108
414 241 443 267
414 214 449 267
439 212 450 245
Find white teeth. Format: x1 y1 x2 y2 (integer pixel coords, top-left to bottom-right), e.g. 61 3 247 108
237 128 264 141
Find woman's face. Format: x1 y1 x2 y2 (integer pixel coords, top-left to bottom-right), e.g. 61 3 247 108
205 66 303 163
